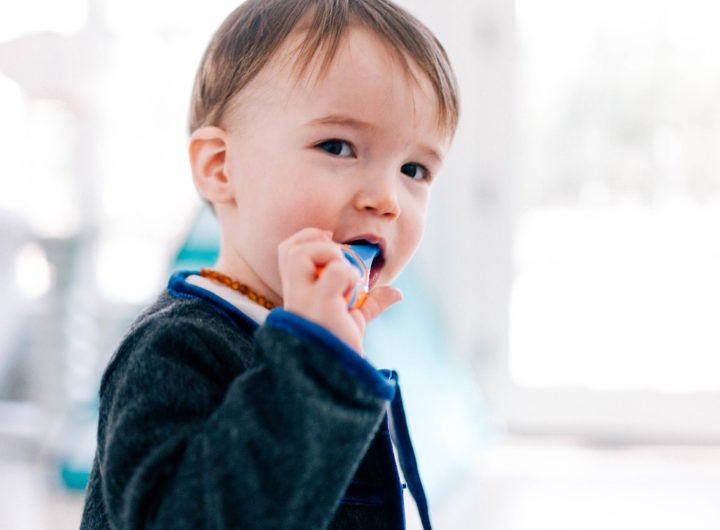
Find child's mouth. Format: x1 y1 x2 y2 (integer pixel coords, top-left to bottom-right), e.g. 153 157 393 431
368 253 385 290
344 239 385 290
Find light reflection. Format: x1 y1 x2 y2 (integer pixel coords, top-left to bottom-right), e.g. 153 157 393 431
94 235 167 304
14 242 54 300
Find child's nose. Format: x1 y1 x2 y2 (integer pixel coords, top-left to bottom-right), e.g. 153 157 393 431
353 170 401 218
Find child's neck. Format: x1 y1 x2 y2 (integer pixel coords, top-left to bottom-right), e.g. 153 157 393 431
213 252 283 308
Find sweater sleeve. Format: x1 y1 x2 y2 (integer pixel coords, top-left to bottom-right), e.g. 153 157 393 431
90 307 395 530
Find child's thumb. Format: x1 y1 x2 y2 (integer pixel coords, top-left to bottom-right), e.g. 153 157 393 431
359 286 403 323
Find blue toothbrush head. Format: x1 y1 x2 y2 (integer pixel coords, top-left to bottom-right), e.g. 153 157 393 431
340 242 381 308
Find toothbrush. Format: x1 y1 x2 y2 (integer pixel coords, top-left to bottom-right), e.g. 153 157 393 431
316 242 380 309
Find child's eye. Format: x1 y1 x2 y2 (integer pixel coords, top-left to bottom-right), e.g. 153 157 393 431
400 163 430 181
317 139 354 157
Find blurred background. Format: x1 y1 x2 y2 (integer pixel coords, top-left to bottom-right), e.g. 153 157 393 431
2 0 720 528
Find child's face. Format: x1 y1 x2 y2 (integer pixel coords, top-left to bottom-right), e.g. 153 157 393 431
218 26 449 303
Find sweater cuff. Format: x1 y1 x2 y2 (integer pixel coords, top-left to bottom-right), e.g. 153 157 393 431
263 309 396 401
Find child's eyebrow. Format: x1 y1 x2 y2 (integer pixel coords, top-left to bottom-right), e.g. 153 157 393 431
306 114 377 131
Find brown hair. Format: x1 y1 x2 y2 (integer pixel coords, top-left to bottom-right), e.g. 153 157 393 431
189 0 459 136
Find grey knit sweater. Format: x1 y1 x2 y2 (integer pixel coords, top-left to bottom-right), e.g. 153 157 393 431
80 271 430 529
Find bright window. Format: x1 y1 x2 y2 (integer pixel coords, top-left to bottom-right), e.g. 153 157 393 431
512 0 720 393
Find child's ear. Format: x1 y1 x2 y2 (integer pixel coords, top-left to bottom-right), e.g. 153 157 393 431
189 126 234 203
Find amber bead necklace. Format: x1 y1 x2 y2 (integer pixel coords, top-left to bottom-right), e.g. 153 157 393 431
199 268 276 310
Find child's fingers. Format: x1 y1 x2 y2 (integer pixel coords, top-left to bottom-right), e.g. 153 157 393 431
279 240 341 282
314 259 361 298
278 228 336 281
357 286 403 323
280 239 361 306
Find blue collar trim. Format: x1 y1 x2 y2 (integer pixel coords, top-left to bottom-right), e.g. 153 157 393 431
167 270 259 337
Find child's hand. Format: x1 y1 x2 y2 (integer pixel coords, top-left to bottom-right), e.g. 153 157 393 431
278 228 402 355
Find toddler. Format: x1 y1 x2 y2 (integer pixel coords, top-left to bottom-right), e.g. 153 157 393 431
81 0 458 528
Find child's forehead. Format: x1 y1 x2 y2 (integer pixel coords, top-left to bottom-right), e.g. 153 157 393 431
278 26 415 87
227 26 445 134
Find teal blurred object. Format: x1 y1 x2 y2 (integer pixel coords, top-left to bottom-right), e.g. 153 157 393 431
172 204 221 270
58 402 99 491
61 467 91 490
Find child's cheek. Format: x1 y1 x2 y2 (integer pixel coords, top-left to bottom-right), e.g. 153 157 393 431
280 192 334 233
